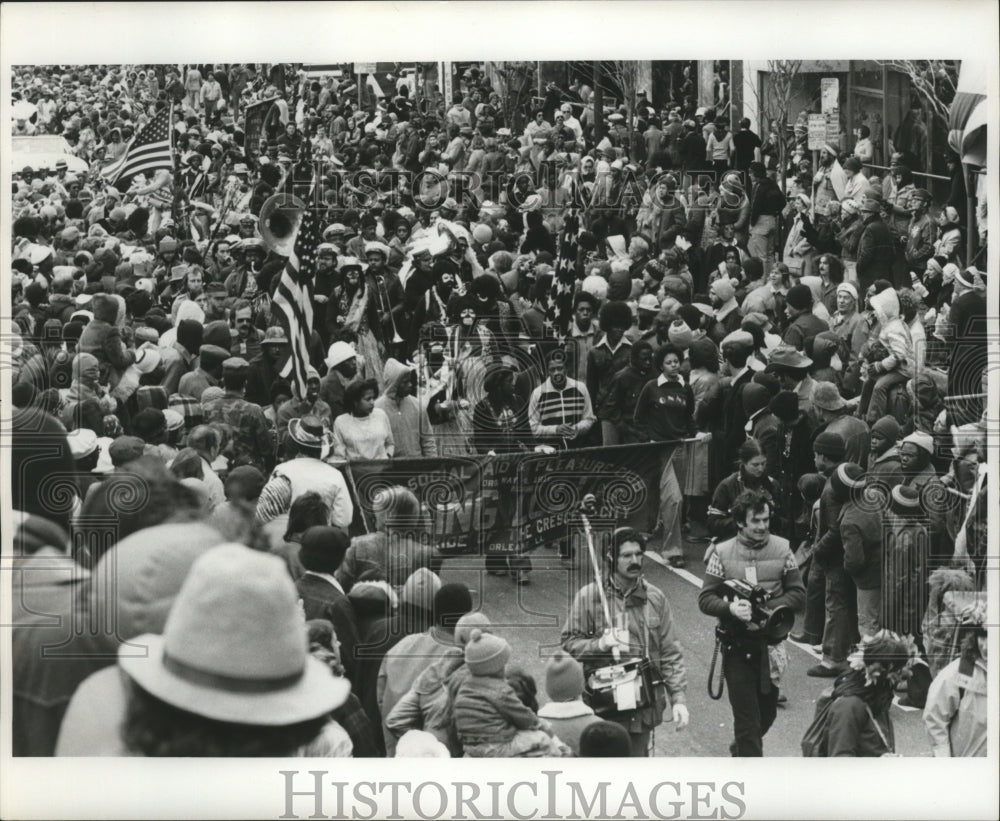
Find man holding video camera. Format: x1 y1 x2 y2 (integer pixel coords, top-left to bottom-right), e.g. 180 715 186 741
698 489 806 756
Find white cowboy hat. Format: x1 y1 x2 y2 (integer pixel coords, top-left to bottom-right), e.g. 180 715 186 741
119 544 350 725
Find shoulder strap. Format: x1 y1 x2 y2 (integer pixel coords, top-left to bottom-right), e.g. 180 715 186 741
957 654 976 702
864 704 891 752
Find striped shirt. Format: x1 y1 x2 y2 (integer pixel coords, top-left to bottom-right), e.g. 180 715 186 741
528 377 596 439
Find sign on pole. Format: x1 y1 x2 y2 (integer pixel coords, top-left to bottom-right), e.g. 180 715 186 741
353 62 377 75
821 77 840 147
807 113 827 150
440 61 453 107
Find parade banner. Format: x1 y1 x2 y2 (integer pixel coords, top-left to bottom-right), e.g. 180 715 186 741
344 441 677 557
243 97 276 164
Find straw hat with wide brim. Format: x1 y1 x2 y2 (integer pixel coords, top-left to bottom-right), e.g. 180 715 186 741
119 544 350 726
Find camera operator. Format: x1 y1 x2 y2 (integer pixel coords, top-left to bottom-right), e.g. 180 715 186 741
698 489 805 756
562 527 689 757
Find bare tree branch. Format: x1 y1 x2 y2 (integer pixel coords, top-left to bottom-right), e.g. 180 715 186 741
880 59 959 135
493 61 536 135
746 60 803 190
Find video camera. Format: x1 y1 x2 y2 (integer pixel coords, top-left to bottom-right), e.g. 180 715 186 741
720 579 795 644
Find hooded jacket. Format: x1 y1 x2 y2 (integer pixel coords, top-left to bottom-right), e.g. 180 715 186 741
374 358 438 458
869 288 913 378
77 293 134 383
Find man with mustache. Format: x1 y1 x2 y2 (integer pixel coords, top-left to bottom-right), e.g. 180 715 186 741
562 527 689 757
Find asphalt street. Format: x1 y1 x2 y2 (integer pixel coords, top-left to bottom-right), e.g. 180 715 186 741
439 532 931 758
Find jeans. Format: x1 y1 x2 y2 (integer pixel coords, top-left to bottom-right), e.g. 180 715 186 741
748 215 778 267
608 720 651 757
723 641 779 757
856 587 882 639
601 421 621 447
821 565 859 666
801 560 826 642
861 370 908 424
657 446 686 559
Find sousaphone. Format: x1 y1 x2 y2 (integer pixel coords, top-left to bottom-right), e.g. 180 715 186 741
258 193 306 257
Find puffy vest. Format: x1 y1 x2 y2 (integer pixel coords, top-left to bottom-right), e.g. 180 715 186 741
273 457 347 525
713 534 791 597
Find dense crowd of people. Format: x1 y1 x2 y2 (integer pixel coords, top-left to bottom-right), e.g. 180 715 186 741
10 62 988 759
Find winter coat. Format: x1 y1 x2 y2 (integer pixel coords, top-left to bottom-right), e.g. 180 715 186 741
562 576 687 734
828 692 895 757
923 653 988 757
869 288 913 378
384 648 465 750
855 215 895 293
78 294 134 385
296 573 361 680
377 627 459 755
840 500 883 589
586 337 634 421
867 446 904 494
600 355 656 443
453 674 541 746
375 358 438 457
536 700 601 755
707 469 779 541
336 531 441 594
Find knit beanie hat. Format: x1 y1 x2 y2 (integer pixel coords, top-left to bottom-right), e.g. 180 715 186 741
902 431 934 456
889 485 923 517
710 277 736 304
545 650 585 701
176 318 203 354
400 567 442 611
836 281 859 303
786 283 813 310
464 628 511 676
872 415 901 443
667 319 694 349
202 319 233 352
455 611 492 647
813 431 846 459
830 462 866 499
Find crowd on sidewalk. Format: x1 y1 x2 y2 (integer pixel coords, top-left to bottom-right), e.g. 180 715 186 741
9 62 989 759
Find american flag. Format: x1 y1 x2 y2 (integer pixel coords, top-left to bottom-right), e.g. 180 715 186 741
551 208 581 337
272 164 318 399
101 106 175 186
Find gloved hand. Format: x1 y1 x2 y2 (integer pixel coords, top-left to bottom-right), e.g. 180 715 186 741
729 599 753 623
598 627 629 652
672 703 690 730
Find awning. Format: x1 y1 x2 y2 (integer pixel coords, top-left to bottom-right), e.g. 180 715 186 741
948 59 987 166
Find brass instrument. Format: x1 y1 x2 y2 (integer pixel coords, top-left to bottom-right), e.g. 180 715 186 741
374 274 404 345
258 192 306 257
